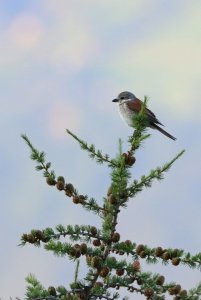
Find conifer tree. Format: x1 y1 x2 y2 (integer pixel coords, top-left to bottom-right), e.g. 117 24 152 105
21 97 201 299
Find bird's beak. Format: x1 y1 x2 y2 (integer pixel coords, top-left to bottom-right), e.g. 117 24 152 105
112 98 119 103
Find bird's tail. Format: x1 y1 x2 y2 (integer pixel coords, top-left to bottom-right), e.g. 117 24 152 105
151 123 176 141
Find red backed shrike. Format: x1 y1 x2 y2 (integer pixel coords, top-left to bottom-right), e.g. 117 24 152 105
112 91 176 140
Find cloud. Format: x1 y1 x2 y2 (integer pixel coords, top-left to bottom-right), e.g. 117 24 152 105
43 0 149 23
8 13 44 49
0 9 98 76
47 101 82 139
47 26 98 72
0 13 44 68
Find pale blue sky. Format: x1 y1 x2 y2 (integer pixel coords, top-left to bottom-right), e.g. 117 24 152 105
0 1 201 299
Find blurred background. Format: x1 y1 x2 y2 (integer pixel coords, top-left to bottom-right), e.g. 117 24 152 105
0 0 201 299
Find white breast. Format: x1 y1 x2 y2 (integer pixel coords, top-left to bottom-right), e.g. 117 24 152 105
118 102 136 127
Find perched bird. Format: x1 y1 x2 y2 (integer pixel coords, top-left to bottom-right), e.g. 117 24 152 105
112 91 176 141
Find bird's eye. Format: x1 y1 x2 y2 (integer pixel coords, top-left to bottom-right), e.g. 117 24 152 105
120 96 124 100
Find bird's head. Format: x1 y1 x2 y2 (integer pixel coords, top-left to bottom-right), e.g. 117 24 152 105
112 91 136 104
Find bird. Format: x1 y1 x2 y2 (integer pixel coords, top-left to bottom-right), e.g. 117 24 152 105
112 91 176 140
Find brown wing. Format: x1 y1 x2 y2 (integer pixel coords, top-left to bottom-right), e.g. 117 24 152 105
127 98 164 126
127 98 142 113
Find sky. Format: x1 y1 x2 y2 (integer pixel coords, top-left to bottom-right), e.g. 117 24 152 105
0 0 201 299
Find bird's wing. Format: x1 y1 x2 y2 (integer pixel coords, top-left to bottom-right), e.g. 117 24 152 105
127 98 164 126
127 98 142 113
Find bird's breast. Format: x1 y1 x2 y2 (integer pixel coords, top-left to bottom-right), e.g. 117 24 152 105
118 102 136 127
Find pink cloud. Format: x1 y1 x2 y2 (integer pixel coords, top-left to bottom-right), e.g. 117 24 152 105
8 13 44 49
47 101 82 139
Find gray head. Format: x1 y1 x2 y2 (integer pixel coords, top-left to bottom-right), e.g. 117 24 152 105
112 91 136 103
